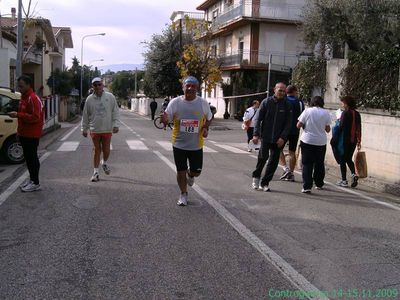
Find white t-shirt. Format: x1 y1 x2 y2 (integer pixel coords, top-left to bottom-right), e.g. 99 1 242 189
243 107 258 128
298 107 331 146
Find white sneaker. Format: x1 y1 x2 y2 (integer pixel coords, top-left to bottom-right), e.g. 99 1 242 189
315 186 324 190
19 179 32 189
91 172 99 182
21 182 41 192
337 180 348 187
302 188 311 194
102 163 111 175
177 193 188 206
187 170 195 187
252 178 260 190
260 185 270 192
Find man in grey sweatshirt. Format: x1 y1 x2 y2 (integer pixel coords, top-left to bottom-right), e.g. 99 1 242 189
81 77 120 182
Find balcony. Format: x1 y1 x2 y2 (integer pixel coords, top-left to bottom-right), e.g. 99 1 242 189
217 50 299 71
210 0 302 31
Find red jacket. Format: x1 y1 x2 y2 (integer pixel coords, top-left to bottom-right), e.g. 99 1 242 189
17 88 44 138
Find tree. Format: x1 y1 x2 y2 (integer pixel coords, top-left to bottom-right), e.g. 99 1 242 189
302 0 400 52
177 42 222 94
143 25 193 97
111 70 144 99
69 56 91 98
46 69 73 96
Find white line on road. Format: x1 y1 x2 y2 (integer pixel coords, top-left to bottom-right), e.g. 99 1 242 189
126 140 149 150
156 141 217 153
153 150 328 300
212 143 249 154
0 152 52 207
60 125 80 141
57 141 80 152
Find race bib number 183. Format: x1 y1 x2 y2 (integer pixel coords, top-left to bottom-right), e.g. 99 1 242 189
180 119 199 133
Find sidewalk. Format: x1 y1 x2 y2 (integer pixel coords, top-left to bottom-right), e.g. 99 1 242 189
0 118 81 188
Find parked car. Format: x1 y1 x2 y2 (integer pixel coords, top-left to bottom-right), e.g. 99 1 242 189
0 87 24 164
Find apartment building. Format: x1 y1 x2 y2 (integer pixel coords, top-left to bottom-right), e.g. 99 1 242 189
196 0 309 118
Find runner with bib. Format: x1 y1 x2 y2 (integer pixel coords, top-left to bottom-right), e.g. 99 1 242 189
162 76 213 206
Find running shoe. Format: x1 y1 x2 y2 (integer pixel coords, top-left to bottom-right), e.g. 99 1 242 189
351 174 358 188
260 185 270 192
285 172 295 182
102 163 111 175
301 188 311 194
337 180 348 187
177 193 188 206
19 179 32 189
91 172 99 182
187 173 195 187
315 186 324 190
252 178 260 190
21 182 41 192
280 170 290 180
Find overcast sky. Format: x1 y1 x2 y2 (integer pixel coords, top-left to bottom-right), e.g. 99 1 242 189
1 0 202 68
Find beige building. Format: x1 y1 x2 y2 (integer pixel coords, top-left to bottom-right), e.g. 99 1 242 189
1 14 73 96
196 0 310 118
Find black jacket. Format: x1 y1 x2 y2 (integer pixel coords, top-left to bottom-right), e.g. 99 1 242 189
254 96 293 143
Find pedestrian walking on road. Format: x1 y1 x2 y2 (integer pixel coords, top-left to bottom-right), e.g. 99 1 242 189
242 100 260 152
81 77 120 182
150 99 158 120
251 82 293 192
334 96 362 188
9 75 44 192
162 76 213 206
279 85 304 182
297 96 331 193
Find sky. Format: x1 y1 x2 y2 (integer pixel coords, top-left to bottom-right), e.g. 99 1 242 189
0 0 202 68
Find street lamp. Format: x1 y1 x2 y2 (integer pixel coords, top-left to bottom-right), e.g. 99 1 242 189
88 59 104 87
80 33 105 103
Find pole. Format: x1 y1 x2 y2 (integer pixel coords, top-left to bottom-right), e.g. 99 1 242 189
0 12 3 49
16 0 23 80
266 54 272 96
134 67 137 98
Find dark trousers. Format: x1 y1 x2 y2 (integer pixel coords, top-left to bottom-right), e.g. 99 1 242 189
19 137 40 185
300 141 326 189
151 109 156 120
246 127 254 144
252 142 281 186
340 143 357 180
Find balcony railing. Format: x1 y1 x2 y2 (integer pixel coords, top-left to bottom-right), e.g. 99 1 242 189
217 50 300 70
210 0 302 30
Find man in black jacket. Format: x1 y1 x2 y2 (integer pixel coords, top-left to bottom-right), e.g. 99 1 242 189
150 99 158 120
251 82 293 191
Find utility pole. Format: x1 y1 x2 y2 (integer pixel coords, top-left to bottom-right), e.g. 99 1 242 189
134 67 137 98
16 0 23 81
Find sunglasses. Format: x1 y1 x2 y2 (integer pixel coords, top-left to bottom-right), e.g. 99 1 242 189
93 83 102 87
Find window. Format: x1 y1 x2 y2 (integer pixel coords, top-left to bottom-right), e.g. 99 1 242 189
0 95 19 115
212 9 219 20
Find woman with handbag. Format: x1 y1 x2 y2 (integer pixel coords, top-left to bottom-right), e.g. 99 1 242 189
336 96 362 188
242 100 260 152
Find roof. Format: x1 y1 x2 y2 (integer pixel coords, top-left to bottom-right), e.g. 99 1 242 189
52 26 74 48
197 0 219 10
0 17 17 29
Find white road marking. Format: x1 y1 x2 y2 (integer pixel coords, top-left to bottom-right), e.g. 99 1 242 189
140 138 146 141
153 150 328 299
57 141 80 152
156 141 217 153
126 140 149 150
60 125 80 141
212 144 249 154
0 152 52 206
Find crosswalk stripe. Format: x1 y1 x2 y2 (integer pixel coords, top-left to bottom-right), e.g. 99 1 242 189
57 141 80 152
156 141 217 153
126 140 149 150
212 144 249 154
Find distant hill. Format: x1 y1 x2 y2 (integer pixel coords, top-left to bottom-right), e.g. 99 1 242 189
100 64 145 73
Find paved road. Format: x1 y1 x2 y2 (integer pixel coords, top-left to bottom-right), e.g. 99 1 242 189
0 110 399 300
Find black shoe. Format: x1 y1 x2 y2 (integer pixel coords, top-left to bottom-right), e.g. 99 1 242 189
351 175 358 188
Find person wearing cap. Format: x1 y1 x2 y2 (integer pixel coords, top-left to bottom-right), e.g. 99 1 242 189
161 76 213 206
81 77 120 182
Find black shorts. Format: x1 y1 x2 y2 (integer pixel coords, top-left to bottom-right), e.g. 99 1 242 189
173 147 203 173
287 134 300 152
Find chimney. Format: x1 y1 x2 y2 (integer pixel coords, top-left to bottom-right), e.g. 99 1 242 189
11 8 16 20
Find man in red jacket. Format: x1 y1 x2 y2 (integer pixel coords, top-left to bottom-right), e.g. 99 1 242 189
9 75 44 192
